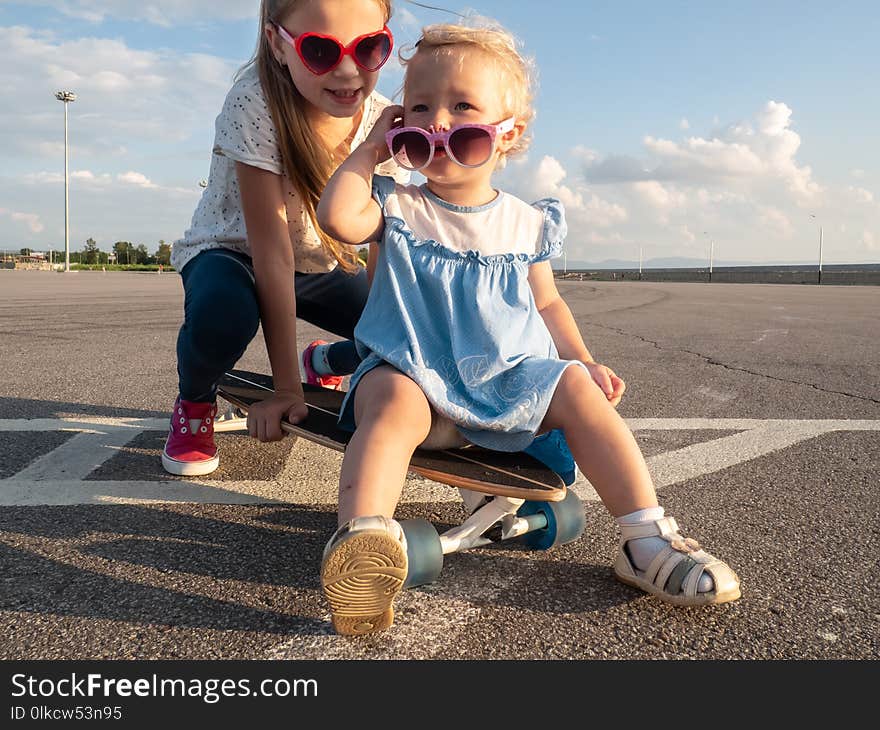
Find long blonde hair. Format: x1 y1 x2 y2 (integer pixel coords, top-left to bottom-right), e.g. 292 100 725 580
239 0 393 273
399 20 536 160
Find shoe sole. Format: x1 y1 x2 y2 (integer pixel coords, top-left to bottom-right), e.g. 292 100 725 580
615 571 742 606
161 451 220 477
321 531 407 636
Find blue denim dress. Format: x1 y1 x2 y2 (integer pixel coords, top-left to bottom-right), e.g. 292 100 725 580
339 176 585 480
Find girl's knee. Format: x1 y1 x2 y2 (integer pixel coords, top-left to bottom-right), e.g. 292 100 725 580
187 303 258 361
558 363 594 395
354 368 432 440
546 364 609 428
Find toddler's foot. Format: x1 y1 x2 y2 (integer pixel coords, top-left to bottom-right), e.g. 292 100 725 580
301 339 344 390
321 516 408 635
614 508 740 606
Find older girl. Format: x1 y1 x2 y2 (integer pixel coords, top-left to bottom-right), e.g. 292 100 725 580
164 0 407 476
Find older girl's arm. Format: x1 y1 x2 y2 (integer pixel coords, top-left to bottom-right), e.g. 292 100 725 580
236 161 308 439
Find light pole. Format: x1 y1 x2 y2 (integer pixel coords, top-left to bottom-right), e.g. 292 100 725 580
638 244 643 281
810 214 823 285
55 90 77 272
703 231 714 282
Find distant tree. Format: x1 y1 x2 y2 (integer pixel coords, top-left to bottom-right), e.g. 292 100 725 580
19 248 31 257
357 247 368 266
82 237 99 265
134 244 149 265
155 240 172 266
113 241 134 265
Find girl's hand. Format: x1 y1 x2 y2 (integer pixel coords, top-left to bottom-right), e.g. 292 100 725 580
246 391 309 442
361 104 404 162
584 361 626 408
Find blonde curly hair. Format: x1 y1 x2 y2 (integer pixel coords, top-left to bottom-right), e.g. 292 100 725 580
399 19 537 160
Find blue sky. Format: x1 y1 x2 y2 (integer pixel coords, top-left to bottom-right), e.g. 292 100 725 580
0 0 877 265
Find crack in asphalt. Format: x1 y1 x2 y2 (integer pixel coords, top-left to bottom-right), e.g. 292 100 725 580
586 321 880 405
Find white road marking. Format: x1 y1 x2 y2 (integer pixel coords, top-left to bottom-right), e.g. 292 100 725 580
0 417 168 432
753 328 789 343
13 431 145 482
0 417 877 506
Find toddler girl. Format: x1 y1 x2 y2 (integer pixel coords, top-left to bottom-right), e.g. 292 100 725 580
316 20 741 635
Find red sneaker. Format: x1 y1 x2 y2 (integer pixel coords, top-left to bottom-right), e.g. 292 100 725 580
161 398 219 476
301 339 344 390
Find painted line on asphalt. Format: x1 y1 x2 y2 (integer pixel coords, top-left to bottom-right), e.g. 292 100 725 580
0 417 877 506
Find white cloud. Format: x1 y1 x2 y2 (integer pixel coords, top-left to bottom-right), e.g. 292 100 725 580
0 208 45 234
847 186 874 204
0 1 259 25
758 206 794 238
492 100 877 265
631 181 687 211
0 26 238 161
396 6 422 30
117 171 157 189
0 24 237 249
584 101 820 202
679 118 690 130
675 225 696 244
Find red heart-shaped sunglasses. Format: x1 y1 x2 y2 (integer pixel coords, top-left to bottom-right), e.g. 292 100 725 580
275 24 393 75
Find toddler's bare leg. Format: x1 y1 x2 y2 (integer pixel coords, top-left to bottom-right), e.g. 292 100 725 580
543 365 740 603
542 365 657 517
337 365 432 526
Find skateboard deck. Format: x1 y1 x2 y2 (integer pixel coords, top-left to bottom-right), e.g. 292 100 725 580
217 369 566 501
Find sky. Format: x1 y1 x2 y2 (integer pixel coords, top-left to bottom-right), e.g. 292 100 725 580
0 0 877 266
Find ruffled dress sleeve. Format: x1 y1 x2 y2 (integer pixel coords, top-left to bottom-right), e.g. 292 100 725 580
371 174 397 209
530 197 567 263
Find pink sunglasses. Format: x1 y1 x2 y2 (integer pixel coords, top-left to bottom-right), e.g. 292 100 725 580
385 117 515 171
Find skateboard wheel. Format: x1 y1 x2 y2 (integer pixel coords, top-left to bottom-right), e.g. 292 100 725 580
399 519 444 589
516 490 586 550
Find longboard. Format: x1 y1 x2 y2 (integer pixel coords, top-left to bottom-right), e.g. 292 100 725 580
217 369 565 501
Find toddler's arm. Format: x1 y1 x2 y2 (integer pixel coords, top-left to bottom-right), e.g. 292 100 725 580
317 105 403 246
528 261 626 406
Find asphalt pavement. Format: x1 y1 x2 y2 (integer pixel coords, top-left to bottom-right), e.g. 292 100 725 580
0 270 877 660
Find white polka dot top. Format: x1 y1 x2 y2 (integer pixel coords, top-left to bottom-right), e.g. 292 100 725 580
171 65 408 274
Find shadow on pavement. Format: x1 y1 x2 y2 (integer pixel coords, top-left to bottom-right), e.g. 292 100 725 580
0 396 168 419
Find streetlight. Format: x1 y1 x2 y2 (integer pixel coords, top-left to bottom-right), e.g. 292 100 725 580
55 90 77 273
703 231 714 282
638 244 643 281
809 214 823 285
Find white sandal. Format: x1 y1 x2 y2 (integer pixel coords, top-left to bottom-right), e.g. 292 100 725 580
615 516 741 606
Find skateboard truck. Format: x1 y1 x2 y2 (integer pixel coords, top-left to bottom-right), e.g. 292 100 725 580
440 492 543 553
400 488 586 589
